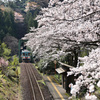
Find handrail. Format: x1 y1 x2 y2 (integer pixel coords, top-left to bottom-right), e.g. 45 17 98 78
58 61 74 68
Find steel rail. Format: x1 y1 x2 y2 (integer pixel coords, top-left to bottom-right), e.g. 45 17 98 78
29 63 45 100
25 63 45 100
24 63 36 100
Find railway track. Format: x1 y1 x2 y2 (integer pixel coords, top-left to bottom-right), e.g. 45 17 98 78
24 63 45 100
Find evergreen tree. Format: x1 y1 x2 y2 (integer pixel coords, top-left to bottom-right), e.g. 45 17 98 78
25 11 38 32
0 10 16 41
0 30 5 41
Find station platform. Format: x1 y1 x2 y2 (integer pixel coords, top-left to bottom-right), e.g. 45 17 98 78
43 75 69 100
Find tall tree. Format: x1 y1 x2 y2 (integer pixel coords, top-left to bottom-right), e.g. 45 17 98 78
0 10 16 40
0 30 5 41
23 0 100 98
24 0 100 62
25 11 38 32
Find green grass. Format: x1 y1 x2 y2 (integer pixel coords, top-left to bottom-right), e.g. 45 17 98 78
37 79 46 85
0 65 20 100
0 76 19 100
52 74 62 84
17 66 20 75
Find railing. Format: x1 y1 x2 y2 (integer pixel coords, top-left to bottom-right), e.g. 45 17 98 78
58 61 74 68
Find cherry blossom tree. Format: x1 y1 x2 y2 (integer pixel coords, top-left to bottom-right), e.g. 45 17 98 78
23 0 100 65
68 47 100 99
23 0 100 98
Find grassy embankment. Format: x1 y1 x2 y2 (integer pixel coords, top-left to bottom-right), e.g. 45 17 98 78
0 66 21 100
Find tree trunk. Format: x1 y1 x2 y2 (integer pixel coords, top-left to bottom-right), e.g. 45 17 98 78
73 50 78 67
